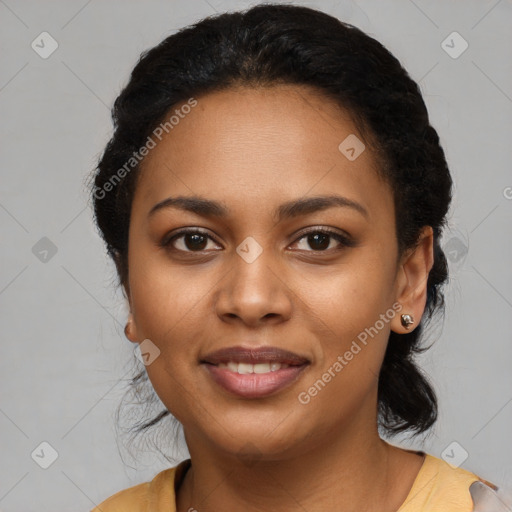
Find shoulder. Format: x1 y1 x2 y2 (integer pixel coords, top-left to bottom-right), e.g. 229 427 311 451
90 461 187 512
89 478 153 512
399 453 498 512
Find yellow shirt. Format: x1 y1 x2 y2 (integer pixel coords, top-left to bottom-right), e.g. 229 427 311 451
91 453 495 511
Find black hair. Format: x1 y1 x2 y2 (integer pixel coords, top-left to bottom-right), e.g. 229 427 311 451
89 3 452 448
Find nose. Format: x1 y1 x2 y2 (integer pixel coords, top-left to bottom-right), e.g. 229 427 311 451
213 247 293 327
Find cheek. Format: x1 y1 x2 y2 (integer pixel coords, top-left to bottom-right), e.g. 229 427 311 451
298 257 395 407
304 256 394 339
128 248 214 342
296 275 393 428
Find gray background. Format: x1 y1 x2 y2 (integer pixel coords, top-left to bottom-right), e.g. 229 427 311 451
1 0 511 510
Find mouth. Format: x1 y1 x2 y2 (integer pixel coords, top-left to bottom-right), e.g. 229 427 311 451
200 346 310 398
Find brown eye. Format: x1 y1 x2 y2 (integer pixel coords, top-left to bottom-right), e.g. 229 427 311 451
161 229 221 252
291 228 355 252
305 232 331 251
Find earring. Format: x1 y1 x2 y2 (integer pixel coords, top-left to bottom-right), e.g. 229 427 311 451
400 314 414 329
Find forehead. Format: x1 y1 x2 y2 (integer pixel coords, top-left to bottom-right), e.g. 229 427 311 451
133 84 391 223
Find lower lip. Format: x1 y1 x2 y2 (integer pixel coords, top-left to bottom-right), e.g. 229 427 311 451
202 363 308 398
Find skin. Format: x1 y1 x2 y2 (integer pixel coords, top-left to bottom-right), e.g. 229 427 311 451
123 84 434 512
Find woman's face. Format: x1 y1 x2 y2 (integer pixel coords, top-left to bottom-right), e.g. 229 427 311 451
125 84 428 460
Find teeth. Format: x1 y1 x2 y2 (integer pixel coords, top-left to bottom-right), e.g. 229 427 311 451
227 361 238 372
216 361 289 374
254 363 271 374
238 363 253 375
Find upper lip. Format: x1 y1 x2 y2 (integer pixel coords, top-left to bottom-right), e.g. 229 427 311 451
200 346 310 366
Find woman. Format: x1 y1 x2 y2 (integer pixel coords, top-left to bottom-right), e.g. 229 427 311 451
89 4 505 511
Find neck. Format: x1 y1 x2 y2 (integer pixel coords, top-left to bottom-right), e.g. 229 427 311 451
176 422 415 512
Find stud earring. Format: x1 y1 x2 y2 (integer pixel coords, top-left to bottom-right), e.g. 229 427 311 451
400 314 414 329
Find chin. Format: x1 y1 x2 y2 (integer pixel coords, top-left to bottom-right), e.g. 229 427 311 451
198 416 306 462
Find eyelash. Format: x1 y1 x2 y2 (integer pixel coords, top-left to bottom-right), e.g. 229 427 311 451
160 227 355 254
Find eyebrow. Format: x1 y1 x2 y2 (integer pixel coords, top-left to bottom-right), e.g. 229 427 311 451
148 194 369 221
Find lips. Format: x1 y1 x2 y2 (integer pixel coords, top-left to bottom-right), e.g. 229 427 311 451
200 346 310 366
200 346 310 398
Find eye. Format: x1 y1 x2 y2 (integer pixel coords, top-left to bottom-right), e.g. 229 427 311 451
290 227 355 252
160 227 355 254
160 229 221 252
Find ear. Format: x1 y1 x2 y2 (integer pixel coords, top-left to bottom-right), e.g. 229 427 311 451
124 310 139 344
114 250 140 344
122 281 140 344
391 226 434 334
